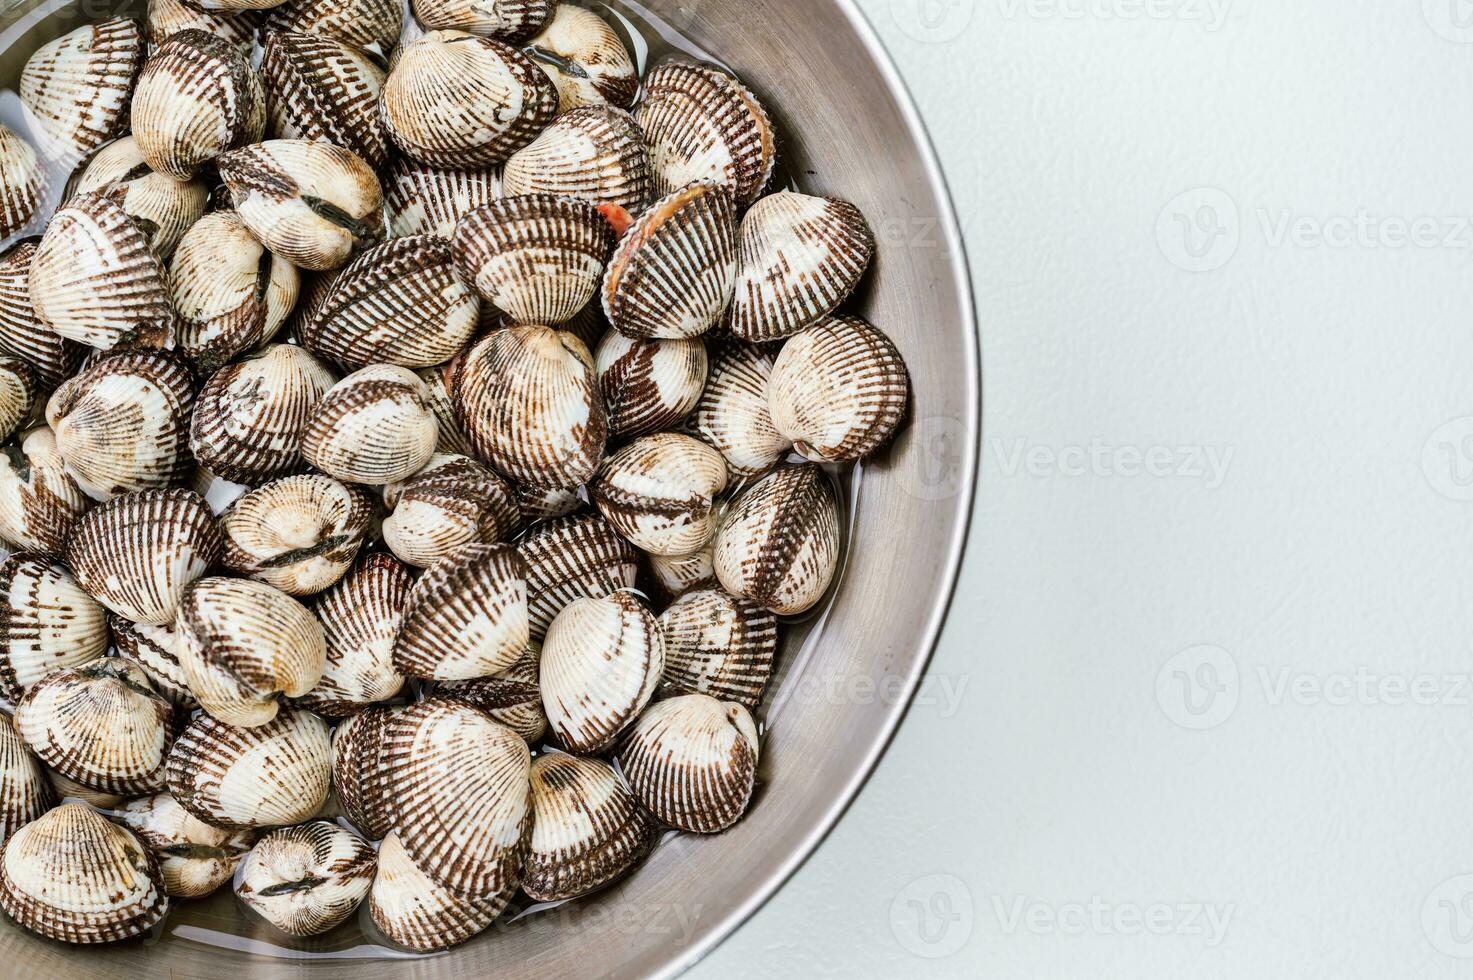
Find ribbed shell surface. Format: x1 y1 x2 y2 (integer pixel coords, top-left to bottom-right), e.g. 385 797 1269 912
263 0 405 52
711 464 841 616
657 587 778 708
394 541 529 680
692 338 790 477
516 482 583 521
523 752 655 902
417 363 476 456
384 698 531 898
235 820 376 936
146 0 259 56
299 553 408 715
501 104 651 214
382 454 520 569
0 554 110 702
74 136 210 258
647 541 716 601
0 356 38 445
0 243 83 389
19 18 143 164
331 705 397 839
0 125 43 240
109 616 196 708
0 803 167 944
517 513 638 641
0 711 56 842
300 364 439 485
261 31 389 171
385 160 501 239
617 693 759 834
523 4 638 113
64 488 224 626
220 474 374 595
369 831 508 952
164 709 332 830
114 792 251 899
413 0 552 39
595 331 707 439
726 191 874 342
590 433 730 557
0 427 89 557
380 31 558 168
439 644 547 743
540 591 664 753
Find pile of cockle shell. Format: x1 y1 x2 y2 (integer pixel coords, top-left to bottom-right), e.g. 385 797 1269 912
0 0 909 954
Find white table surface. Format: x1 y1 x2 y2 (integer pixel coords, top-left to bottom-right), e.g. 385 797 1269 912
693 1 1473 976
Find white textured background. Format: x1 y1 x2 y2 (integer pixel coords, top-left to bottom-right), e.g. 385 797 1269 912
694 0 1473 976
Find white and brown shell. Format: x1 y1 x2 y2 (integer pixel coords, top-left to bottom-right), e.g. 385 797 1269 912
64 488 223 626
264 0 404 52
523 752 655 902
385 160 501 239
146 0 260 56
131 29 266 179
382 454 520 569
712 463 840 616
381 31 558 168
20 18 144 164
0 125 44 240
595 331 707 439
0 242 84 389
29 190 175 351
517 482 583 522
646 540 716 601
46 770 126 809
0 803 167 943
590 433 729 557
74 136 210 258
502 104 650 213
452 194 615 326
46 348 195 501
617 693 758 833
517 513 638 641
726 191 874 342
218 138 384 271
236 820 376 936
452 325 607 489
413 0 552 39
113 792 252 898
767 314 910 463
299 554 409 716
261 30 389 172
331 705 397 839
368 830 510 952
109 617 195 709
394 542 529 680
176 576 327 727
220 474 374 596
0 554 110 702
541 591 663 753
658 587 777 708
189 344 338 486
691 338 790 477
166 709 332 830
301 364 440 485
523 4 638 113
0 356 38 445
439 644 547 743
635 61 777 208
0 711 55 842
417 362 475 456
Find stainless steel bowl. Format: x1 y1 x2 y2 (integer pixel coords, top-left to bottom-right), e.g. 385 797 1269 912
0 0 979 975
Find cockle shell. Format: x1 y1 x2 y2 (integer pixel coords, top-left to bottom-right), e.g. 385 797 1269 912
726 191 874 342
74 136 209 258
384 698 531 898
453 325 607 488
591 433 729 557
236 821 376 936
189 0 291 10
382 454 520 569
65 488 223 626
394 542 528 680
523 4 638 113
0 803 167 943
46 770 126 809
0 356 38 444
176 576 327 727
692 338 790 477
146 0 259 56
20 19 144 164
767 314 910 463
452 195 615 326
517 513 638 641
385 160 501 239
417 363 475 456
0 711 54 842
299 235 480 370
170 210 300 371
218 139 384 271
46 348 196 501
0 427 86 555
261 31 389 172
299 554 409 716
189 344 338 486
0 554 109 702
517 483 583 521
220 475 374 596
657 587 778 708
0 126 44 240
369 831 510 952
114 793 252 898
413 0 552 39
29 190 175 351
541 591 663 753
301 365 440 485
523 752 655 902
439 644 547 743
14 657 175 795
635 61 777 208
109 617 195 709
0 243 83 389
617 693 759 833
646 540 716 601
712 464 840 616
502 104 650 213
595 331 707 439
331 705 397 839
264 0 405 52
381 31 558 168
131 29 266 179
165 709 332 830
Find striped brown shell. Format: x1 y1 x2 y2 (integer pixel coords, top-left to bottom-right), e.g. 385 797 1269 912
0 427 89 557
617 693 759 834
691 337 790 477
109 616 196 709
331 705 398 839
0 243 83 389
657 587 778 708
711 464 840 616
417 363 475 456
635 61 777 208
236 821 376 936
595 331 707 439
0 803 167 944
65 488 224 626
369 831 509 952
385 160 501 239
114 793 251 899
381 31 558 169
382 454 520 569
20 19 144 164
0 356 38 445
146 0 260 56
0 126 44 241
516 482 583 522
131 29 266 179
523 4 638 113
261 31 389 172
517 513 638 641
394 542 529 681
299 554 409 716
646 540 716 602
590 433 730 557
74 136 210 259
220 474 374 596
0 710 56 842
438 644 547 743
522 752 656 902
502 104 651 214
452 195 615 326
726 191 874 342
413 0 552 39
0 554 109 702
263 0 405 52
301 365 440 485
165 709 332 830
